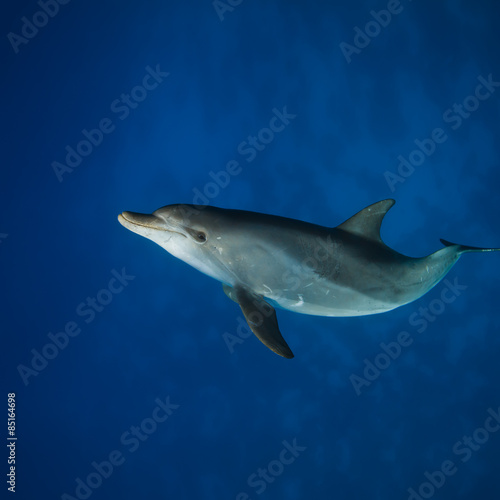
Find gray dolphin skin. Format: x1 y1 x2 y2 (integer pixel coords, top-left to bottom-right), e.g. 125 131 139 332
118 199 499 359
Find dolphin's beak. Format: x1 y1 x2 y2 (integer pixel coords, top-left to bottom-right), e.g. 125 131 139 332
118 211 165 230
118 211 186 241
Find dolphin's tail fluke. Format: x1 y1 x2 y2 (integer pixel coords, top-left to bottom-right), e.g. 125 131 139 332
440 239 500 255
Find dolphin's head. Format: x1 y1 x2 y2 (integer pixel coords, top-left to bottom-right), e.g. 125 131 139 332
118 204 233 282
118 204 215 253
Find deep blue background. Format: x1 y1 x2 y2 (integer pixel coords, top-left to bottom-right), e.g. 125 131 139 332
2 1 500 499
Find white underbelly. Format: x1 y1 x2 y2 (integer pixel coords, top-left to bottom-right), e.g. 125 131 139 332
265 288 398 317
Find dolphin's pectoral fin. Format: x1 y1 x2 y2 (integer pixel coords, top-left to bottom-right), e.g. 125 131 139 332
224 285 294 359
222 283 239 303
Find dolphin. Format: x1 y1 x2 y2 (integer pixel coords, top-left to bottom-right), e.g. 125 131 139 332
118 199 499 358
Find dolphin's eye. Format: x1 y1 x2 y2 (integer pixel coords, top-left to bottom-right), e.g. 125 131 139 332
185 227 207 243
196 231 207 243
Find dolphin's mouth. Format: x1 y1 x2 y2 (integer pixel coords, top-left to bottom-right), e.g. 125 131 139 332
118 211 187 237
118 211 165 229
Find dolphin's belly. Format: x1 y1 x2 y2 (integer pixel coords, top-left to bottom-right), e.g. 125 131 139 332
219 227 442 318
263 284 399 317
239 250 428 317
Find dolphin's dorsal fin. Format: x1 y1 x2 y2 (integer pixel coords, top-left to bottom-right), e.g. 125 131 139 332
336 199 395 243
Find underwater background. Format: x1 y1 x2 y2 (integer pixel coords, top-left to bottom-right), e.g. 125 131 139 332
2 1 500 499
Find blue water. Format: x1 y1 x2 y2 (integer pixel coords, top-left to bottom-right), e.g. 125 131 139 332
3 1 500 499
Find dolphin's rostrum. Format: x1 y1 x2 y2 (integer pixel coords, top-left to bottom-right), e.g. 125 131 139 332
118 200 499 358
